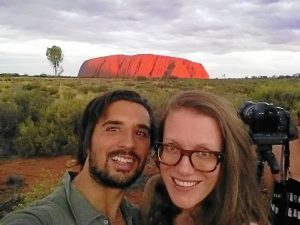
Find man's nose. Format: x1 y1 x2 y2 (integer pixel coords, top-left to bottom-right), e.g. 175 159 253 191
118 132 135 149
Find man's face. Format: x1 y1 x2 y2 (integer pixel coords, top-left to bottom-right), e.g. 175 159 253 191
88 100 151 188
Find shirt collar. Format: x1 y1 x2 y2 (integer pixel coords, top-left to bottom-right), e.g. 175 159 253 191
63 172 104 225
62 172 137 225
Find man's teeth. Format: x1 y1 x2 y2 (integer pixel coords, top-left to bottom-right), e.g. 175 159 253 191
112 156 134 163
174 178 198 187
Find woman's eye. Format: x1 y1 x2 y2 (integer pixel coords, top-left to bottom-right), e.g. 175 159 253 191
166 145 177 151
196 151 211 158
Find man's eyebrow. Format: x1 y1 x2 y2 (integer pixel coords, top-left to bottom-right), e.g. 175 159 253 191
137 124 151 132
101 120 122 126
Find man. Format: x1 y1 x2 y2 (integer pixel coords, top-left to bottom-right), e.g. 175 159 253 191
1 90 155 225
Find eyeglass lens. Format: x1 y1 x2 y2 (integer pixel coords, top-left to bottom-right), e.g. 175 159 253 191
157 144 220 172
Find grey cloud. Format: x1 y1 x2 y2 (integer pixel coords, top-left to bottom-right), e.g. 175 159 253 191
0 0 299 55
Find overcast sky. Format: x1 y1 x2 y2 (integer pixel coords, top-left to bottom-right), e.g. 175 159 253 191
0 0 299 78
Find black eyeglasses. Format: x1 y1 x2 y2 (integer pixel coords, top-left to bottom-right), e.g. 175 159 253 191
154 143 224 172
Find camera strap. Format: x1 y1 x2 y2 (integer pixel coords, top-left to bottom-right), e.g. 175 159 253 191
280 142 290 182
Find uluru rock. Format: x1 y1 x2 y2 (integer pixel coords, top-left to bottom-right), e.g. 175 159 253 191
78 54 209 79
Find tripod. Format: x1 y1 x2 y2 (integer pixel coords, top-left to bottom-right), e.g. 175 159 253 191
256 142 290 225
276 142 290 225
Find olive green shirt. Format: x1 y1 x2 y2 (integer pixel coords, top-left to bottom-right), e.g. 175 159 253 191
0 172 142 225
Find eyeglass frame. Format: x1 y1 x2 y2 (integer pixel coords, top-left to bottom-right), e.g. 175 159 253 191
154 142 224 172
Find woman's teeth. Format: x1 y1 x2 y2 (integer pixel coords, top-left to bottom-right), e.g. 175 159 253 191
174 178 199 187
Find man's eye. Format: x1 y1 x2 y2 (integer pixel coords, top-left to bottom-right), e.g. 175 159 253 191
106 127 119 132
136 130 149 138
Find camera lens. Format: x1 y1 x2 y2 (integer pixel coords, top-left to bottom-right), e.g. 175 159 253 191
239 101 255 123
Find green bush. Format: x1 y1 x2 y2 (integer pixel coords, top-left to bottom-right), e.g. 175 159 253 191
0 76 299 157
15 97 85 156
0 101 22 155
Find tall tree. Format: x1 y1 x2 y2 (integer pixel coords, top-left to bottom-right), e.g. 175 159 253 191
46 46 64 76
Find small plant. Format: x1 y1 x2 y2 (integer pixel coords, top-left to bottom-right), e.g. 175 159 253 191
6 175 24 190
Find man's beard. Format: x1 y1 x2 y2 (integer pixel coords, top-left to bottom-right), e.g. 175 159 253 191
89 150 146 188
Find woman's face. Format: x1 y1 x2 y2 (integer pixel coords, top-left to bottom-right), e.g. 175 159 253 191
160 108 223 210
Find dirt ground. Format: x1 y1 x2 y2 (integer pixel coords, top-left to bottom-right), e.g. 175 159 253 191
0 155 73 203
0 156 72 188
0 155 158 206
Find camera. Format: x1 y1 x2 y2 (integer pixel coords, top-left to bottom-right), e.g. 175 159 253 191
240 102 299 224
239 101 297 146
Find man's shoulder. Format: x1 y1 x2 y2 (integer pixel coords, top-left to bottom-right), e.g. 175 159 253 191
1 202 73 225
0 186 73 225
0 204 60 225
0 209 46 225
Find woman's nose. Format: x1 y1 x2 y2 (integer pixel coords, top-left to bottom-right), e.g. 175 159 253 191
175 155 195 175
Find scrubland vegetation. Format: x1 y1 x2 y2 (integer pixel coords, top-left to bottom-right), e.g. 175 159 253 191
1 76 300 157
0 75 300 211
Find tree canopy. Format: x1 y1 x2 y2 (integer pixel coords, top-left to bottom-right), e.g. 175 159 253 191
46 46 64 76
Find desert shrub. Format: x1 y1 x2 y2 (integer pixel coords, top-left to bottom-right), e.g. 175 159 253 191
77 84 110 94
86 85 110 93
140 88 175 115
15 97 86 156
6 175 24 190
78 86 89 94
0 101 22 155
1 76 300 157
15 119 57 156
22 82 40 91
0 101 21 133
2 86 55 123
15 119 39 156
40 86 59 96
249 82 300 114
61 90 76 100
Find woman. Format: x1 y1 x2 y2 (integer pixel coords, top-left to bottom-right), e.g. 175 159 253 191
142 90 269 225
